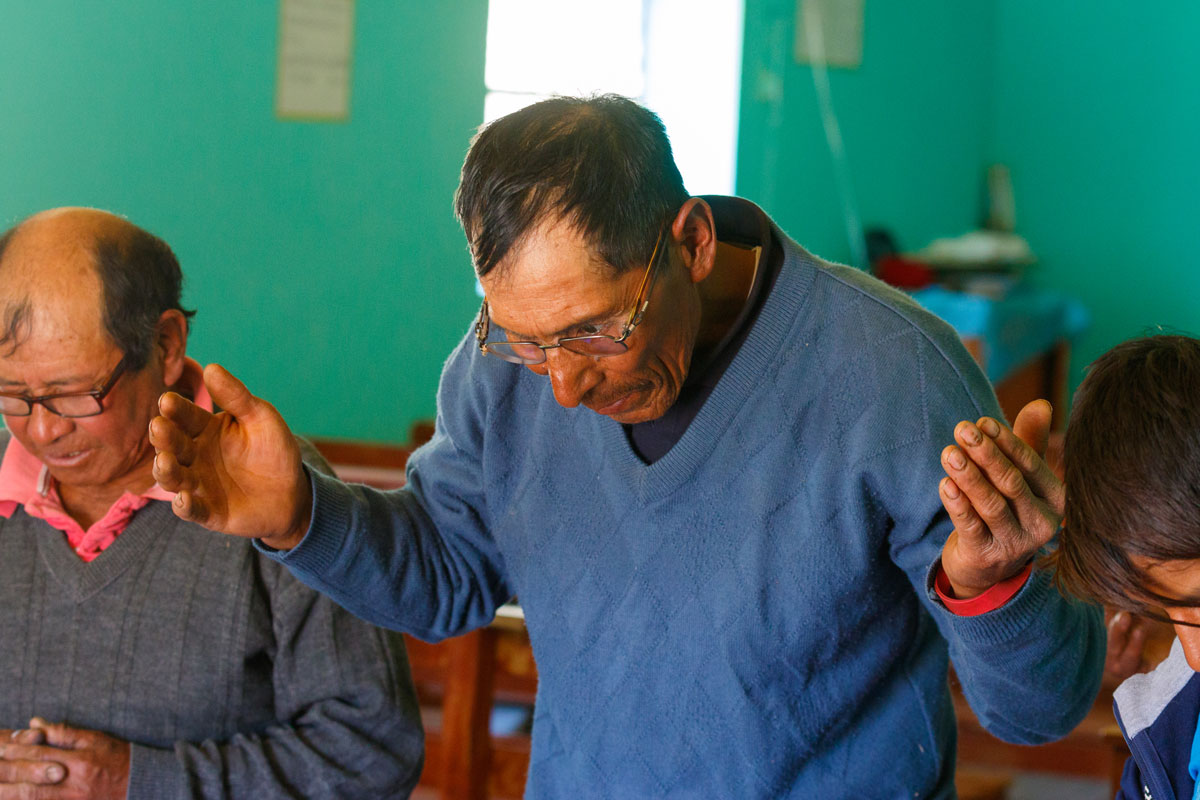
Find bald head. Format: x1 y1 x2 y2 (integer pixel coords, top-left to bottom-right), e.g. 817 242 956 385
0 207 194 366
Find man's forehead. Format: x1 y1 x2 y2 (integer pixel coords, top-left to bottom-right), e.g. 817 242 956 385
481 217 633 336
490 215 614 287
0 278 109 370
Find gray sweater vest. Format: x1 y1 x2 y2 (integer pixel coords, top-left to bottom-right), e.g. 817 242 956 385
0 431 424 798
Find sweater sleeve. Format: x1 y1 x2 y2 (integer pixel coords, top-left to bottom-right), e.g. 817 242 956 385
257 334 513 641
881 324 1105 746
125 569 424 799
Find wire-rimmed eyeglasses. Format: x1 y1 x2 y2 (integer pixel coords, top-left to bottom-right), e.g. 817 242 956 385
475 226 669 365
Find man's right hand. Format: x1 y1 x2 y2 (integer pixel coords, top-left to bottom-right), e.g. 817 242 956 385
150 363 312 551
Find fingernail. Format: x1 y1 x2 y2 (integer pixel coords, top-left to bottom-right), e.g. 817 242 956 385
941 478 960 499
961 423 982 446
947 448 966 470
979 418 1000 437
45 765 64 782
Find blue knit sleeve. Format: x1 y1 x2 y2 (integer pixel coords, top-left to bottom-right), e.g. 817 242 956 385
879 314 1105 745
258 331 514 641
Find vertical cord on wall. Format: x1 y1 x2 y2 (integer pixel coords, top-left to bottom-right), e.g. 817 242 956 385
802 0 867 271
756 18 789 216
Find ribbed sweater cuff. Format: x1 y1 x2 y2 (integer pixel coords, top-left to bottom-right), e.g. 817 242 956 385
126 743 187 800
926 560 1058 645
255 466 353 575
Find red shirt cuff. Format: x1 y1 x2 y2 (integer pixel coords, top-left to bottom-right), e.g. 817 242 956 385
935 562 1033 616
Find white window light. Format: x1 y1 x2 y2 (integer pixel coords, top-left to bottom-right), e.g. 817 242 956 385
482 0 743 197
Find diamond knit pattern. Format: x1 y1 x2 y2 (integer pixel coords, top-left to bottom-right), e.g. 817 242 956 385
280 210 1105 799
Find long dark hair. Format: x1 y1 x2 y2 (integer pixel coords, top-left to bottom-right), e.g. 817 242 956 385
1051 334 1200 616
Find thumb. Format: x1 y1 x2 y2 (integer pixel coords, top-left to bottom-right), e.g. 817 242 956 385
203 363 270 422
29 718 82 748
1012 399 1052 457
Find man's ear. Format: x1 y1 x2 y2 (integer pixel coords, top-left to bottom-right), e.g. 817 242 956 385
155 309 188 387
670 197 717 285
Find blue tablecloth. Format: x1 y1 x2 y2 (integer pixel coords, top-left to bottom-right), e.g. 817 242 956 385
911 285 1090 384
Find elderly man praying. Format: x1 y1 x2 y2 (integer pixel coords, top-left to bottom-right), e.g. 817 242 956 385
0 208 423 799
151 96 1103 798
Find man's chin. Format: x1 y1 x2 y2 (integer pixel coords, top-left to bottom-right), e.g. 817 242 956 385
589 389 667 423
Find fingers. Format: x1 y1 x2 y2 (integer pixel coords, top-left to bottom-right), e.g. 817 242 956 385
0 758 65 785
941 435 1021 543
938 476 988 543
171 489 212 525
0 742 66 785
1012 399 1053 456
203 364 268 421
155 391 212 438
975 416 1066 513
148 416 197 468
149 449 213 525
26 721 75 750
5 730 44 747
151 449 190 495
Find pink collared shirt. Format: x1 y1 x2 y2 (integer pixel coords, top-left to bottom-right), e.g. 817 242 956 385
0 358 213 562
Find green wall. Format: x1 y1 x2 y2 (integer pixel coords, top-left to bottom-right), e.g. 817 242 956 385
990 2 1200 389
6 2 1193 438
0 1 488 442
737 0 997 265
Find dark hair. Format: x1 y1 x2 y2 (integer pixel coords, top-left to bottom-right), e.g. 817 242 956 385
454 94 689 279
93 227 196 371
0 215 195 369
1052 334 1200 615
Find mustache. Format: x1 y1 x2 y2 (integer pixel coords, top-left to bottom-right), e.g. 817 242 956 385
584 380 655 409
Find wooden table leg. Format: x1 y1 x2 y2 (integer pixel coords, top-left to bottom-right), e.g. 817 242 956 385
440 628 497 800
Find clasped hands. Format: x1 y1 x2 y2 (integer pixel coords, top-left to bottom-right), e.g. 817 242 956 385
0 720 128 800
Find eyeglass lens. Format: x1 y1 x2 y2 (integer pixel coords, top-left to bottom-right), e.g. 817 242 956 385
0 394 103 418
485 335 630 364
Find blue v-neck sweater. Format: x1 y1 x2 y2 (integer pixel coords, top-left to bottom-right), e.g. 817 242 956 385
269 211 1104 798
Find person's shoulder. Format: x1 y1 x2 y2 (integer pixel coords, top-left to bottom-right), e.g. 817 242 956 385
807 254 963 349
783 245 986 381
1114 639 1200 800
1115 637 1200 741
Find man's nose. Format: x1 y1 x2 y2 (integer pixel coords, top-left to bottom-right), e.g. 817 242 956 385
543 349 599 409
26 403 73 445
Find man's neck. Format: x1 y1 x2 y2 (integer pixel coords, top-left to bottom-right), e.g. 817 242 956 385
692 240 761 368
57 453 157 530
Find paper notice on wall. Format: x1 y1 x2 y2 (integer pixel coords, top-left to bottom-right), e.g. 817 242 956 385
276 0 355 121
794 0 863 69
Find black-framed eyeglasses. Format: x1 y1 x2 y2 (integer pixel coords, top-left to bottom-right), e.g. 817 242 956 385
475 225 669 365
0 354 131 418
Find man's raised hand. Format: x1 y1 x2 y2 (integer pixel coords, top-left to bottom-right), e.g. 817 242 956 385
938 399 1066 599
150 364 312 551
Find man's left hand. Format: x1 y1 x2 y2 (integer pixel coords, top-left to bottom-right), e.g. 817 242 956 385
0 719 130 800
938 400 1065 599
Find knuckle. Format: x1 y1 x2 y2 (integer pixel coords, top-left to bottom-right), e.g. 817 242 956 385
979 493 1010 520
996 466 1026 497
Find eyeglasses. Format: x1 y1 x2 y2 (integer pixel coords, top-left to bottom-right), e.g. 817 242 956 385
475 226 669 365
0 354 131 418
